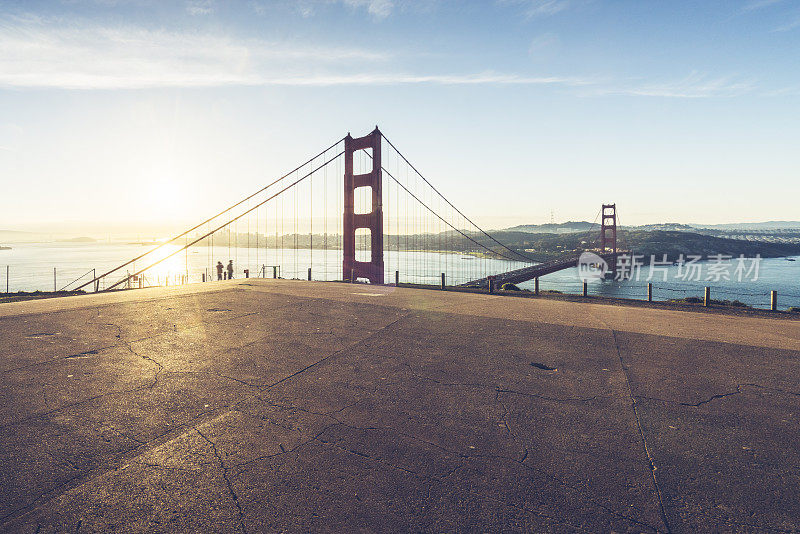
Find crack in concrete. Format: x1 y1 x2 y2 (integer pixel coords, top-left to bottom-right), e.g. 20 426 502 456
682 387 742 406
401 362 603 403
741 383 800 397
635 381 800 407
232 423 341 475
496 388 600 403
240 397 661 533
308 426 599 533
635 386 743 407
2 309 412 529
194 428 247 534
256 314 410 392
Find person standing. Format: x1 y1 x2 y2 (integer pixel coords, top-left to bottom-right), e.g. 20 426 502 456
227 260 234 280
216 261 224 281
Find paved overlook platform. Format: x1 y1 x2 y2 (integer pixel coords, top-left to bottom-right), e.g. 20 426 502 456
1 281 799 533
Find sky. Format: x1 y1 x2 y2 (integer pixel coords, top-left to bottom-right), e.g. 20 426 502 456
0 0 799 235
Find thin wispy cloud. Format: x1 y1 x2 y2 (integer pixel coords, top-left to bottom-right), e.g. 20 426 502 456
498 0 573 19
741 0 784 12
289 0 397 19
592 72 756 99
264 73 593 86
0 16 589 90
0 17 391 89
528 32 560 58
0 16 761 98
773 15 800 31
186 0 215 16
342 0 394 19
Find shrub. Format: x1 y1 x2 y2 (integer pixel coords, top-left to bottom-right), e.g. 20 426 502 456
501 283 521 291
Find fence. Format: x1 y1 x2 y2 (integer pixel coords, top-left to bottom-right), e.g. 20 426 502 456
3 262 799 313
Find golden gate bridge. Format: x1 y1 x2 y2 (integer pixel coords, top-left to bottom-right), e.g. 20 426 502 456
72 127 620 293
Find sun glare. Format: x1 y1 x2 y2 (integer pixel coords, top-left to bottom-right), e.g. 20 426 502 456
148 179 185 214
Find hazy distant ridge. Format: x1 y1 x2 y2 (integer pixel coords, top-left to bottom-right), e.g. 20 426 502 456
504 221 800 234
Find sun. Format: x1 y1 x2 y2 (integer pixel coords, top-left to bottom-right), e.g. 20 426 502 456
148 179 186 216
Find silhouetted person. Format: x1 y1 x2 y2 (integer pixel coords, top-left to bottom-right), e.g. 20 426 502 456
216 261 224 281
227 260 234 280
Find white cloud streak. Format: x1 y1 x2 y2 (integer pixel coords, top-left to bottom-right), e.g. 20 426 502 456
741 0 784 12
0 17 759 98
186 0 215 16
773 15 800 31
497 0 573 19
590 73 756 98
0 17 592 89
341 0 394 19
0 18 392 89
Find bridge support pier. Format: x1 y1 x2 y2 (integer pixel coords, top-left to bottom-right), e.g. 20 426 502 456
343 128 384 284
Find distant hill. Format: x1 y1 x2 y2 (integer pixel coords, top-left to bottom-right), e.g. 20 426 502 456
690 221 800 231
488 228 800 262
504 221 800 234
635 223 698 232
0 229 50 243
57 236 97 243
505 221 595 234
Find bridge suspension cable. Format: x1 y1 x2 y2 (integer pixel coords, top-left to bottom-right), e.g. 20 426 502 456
381 132 535 264
102 149 345 291
75 137 345 291
363 152 530 265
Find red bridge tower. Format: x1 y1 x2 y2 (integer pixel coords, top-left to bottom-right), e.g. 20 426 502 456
343 127 384 284
600 203 617 254
600 203 617 277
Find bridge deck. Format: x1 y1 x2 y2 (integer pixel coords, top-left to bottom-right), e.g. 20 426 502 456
1 280 799 532
460 251 619 288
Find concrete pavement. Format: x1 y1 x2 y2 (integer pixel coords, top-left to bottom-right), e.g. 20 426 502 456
1 279 799 532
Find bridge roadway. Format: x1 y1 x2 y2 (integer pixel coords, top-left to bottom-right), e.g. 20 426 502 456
460 251 619 289
1 280 799 532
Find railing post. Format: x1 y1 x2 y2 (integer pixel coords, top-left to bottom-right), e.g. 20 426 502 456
5 265 8 294
534 277 539 295
771 290 778 311
583 281 588 297
308 267 312 281
273 266 277 279
704 287 711 307
53 267 57 292
648 283 653 302
350 269 355 283
441 272 446 290
488 276 494 294
93 269 98 292
395 270 399 286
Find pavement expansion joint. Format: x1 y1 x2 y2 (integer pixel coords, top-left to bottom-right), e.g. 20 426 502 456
609 328 672 534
